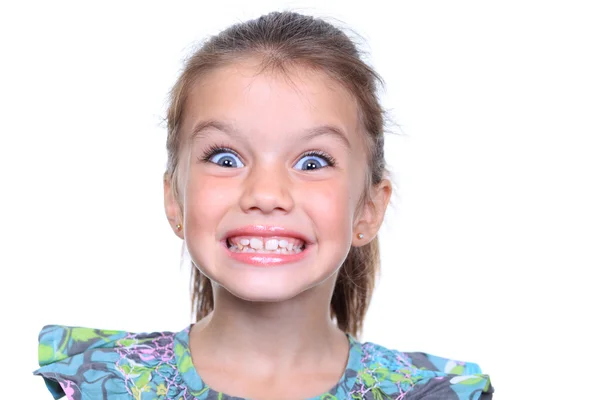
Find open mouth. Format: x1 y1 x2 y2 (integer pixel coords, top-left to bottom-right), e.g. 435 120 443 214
226 236 306 254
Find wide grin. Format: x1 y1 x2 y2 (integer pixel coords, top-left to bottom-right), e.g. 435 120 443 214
227 236 306 254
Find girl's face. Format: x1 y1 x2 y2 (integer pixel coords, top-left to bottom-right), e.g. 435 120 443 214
165 60 390 302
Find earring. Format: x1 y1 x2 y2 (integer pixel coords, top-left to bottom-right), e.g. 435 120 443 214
176 224 182 231
357 233 364 239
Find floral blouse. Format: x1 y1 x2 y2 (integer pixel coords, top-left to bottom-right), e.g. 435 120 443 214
34 325 493 399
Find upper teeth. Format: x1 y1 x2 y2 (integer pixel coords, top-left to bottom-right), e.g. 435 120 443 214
228 236 303 252
265 239 278 250
250 238 264 250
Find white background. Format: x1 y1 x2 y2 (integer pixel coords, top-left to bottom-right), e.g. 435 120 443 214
1 1 599 398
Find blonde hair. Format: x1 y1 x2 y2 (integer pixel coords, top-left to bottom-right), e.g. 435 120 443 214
165 11 387 337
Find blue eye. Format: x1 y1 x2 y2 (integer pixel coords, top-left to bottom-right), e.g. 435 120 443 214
293 152 335 171
202 147 244 168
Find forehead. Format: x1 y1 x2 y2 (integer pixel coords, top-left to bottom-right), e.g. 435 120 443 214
180 60 363 147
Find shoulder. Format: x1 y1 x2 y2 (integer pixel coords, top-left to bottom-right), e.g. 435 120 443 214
351 339 494 399
33 325 189 400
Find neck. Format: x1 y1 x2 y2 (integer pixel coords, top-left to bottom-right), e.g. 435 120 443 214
189 273 348 370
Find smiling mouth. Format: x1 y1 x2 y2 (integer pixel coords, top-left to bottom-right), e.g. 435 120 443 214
226 236 306 254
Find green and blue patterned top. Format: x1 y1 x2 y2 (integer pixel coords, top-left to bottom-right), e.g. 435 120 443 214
34 325 493 399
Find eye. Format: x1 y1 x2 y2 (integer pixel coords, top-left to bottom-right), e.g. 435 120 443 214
293 151 336 171
201 146 244 168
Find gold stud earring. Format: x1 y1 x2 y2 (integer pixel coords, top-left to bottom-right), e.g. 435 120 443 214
357 233 364 239
176 224 182 231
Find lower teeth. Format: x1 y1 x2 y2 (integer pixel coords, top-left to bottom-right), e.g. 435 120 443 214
228 243 304 254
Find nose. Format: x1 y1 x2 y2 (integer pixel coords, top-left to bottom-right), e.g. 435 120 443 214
239 163 294 215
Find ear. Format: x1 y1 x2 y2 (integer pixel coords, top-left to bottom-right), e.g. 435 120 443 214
352 178 392 246
164 173 184 239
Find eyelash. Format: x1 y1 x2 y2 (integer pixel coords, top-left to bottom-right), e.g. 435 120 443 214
196 145 337 168
198 144 242 163
300 150 337 168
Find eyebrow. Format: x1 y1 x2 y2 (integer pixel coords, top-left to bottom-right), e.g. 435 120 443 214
191 119 351 150
302 125 351 151
191 119 242 140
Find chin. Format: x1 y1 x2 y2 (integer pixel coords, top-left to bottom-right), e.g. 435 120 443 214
190 245 342 304
219 275 312 303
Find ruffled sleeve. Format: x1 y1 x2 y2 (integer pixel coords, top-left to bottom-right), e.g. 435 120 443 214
33 325 132 399
405 352 494 399
353 341 493 400
33 325 192 400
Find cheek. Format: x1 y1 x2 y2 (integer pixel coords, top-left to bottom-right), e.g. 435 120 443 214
183 175 238 232
301 178 357 234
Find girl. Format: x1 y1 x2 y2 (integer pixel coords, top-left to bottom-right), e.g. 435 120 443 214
34 11 492 400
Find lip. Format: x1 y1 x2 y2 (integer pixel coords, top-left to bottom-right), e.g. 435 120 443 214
224 245 312 267
222 225 312 244
221 225 313 267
